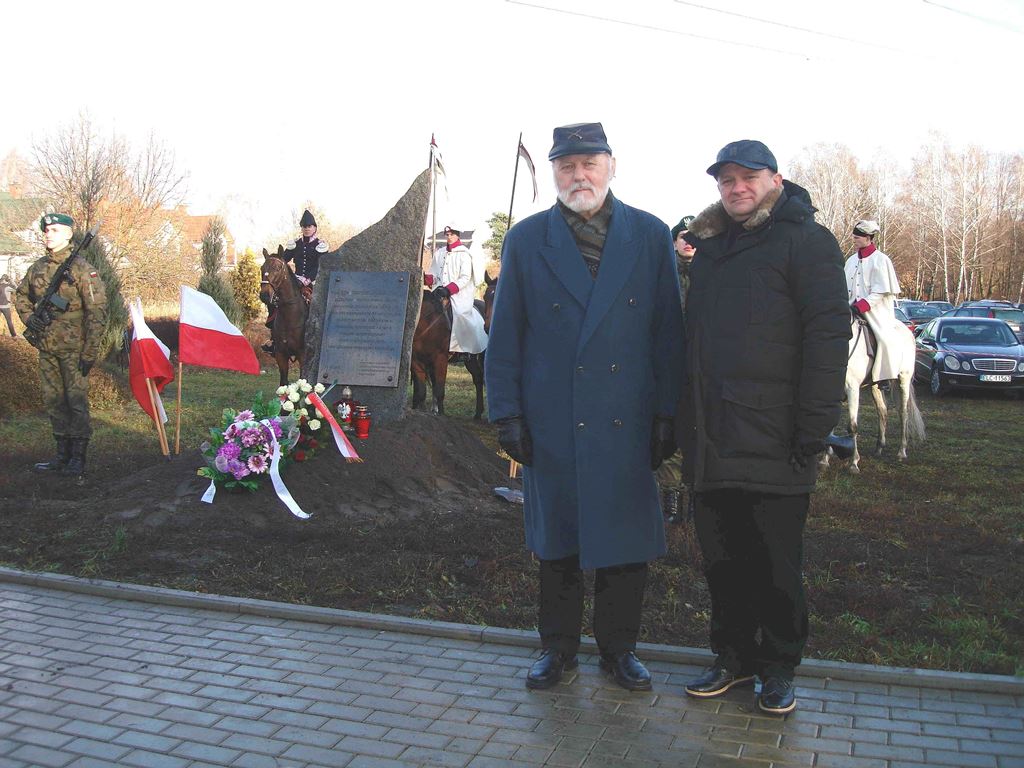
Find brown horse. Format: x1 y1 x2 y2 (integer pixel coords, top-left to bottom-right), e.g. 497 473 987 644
261 246 307 386
411 290 486 418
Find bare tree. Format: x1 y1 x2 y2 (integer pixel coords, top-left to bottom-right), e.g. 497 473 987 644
29 112 188 297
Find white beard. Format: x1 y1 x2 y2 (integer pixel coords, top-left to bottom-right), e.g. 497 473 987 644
557 182 609 215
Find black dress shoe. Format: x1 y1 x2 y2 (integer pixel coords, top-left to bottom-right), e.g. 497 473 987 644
599 651 652 691
758 676 796 715
525 650 577 690
684 663 755 698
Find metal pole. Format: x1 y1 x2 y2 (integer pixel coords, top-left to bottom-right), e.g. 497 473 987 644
507 132 522 229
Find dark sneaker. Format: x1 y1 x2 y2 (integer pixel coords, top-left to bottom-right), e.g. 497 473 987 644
685 663 755 698
757 676 796 715
599 651 652 691
525 650 577 690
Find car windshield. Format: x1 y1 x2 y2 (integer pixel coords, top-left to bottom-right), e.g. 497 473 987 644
938 322 1018 346
907 305 942 319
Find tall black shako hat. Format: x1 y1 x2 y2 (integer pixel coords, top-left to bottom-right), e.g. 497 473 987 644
548 122 612 161
706 139 778 178
299 209 317 228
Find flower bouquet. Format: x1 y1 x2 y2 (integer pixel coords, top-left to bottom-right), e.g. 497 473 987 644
275 379 327 462
198 391 301 492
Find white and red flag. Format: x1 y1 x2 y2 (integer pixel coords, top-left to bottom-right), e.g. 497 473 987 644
128 298 174 422
178 285 260 375
518 140 538 202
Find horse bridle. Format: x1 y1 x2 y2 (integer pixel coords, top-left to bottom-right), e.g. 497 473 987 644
261 259 299 306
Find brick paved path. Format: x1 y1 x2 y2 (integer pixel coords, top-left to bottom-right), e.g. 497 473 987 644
0 571 1021 767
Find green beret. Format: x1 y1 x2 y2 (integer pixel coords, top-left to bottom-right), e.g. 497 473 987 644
40 213 74 231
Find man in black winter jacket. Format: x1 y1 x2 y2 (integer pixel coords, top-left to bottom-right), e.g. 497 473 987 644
678 140 850 715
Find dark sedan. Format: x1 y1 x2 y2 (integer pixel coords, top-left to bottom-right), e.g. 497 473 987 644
914 317 1024 396
904 303 944 325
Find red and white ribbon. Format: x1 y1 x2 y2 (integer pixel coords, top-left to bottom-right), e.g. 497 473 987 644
307 391 362 462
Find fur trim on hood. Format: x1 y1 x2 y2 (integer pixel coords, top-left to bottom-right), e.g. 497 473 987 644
688 185 784 241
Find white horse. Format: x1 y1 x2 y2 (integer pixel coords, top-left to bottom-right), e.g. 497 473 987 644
821 316 926 473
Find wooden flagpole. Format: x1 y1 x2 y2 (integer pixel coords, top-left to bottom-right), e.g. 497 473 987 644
507 131 522 229
146 377 170 456
174 361 183 455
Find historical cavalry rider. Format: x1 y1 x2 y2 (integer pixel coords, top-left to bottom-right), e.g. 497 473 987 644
425 225 487 355
844 219 903 382
16 213 108 476
263 208 328 353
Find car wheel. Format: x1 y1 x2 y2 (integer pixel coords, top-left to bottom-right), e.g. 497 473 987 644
930 366 948 396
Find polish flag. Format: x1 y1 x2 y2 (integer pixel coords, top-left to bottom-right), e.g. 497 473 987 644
178 285 260 375
128 298 174 422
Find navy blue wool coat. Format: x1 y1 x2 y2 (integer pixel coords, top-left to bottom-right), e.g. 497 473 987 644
485 198 685 570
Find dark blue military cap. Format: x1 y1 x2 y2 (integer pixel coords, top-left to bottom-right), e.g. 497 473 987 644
706 139 778 177
548 122 612 161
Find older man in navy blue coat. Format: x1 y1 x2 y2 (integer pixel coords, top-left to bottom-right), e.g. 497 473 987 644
486 123 685 691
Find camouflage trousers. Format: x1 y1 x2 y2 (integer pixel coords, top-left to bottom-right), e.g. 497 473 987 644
38 350 91 438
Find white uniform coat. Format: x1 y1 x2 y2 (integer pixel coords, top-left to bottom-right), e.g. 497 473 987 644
430 244 487 354
845 247 903 381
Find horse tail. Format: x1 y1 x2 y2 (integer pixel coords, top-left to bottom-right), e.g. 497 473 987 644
906 385 926 443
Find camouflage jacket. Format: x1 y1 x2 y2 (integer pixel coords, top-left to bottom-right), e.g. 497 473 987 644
15 246 107 358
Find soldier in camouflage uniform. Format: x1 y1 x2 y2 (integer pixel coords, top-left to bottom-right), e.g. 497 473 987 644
16 213 107 476
658 216 697 524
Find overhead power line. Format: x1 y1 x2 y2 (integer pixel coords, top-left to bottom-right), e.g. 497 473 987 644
505 0 810 59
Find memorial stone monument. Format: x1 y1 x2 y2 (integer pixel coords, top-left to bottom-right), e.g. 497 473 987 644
303 169 430 424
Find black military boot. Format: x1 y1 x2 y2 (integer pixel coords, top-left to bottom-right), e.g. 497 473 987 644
661 486 682 524
34 436 70 472
62 438 88 477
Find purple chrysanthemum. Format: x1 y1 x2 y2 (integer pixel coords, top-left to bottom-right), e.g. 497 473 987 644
218 441 242 461
223 423 239 439
241 428 263 447
227 459 249 479
235 409 255 422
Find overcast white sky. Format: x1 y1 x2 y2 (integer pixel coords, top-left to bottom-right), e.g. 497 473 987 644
3 0 1022 248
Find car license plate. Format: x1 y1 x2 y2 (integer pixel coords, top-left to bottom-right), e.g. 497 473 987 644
980 374 1011 382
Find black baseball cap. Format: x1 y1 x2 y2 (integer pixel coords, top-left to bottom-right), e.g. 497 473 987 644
706 139 778 177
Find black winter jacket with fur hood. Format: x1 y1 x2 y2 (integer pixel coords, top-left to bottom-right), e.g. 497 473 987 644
677 180 850 494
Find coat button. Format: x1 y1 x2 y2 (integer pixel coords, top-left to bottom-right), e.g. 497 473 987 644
610 363 618 372
576 366 584 374
552 303 561 311
628 297 637 306
613 418 623 427
576 422 585 430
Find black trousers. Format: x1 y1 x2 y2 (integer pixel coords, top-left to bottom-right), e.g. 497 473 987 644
694 489 809 681
538 554 648 657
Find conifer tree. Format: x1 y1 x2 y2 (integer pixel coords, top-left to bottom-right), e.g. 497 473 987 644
196 217 242 325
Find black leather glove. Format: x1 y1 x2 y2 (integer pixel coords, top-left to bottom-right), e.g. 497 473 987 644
26 313 48 334
789 438 824 470
78 358 94 377
650 416 677 471
496 416 533 466
433 285 451 301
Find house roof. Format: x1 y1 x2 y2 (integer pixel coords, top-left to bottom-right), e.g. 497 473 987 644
0 194 47 232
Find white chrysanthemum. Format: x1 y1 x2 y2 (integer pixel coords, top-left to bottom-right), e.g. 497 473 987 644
282 400 295 412
288 391 300 403
276 386 288 396
314 383 325 394
308 419 321 431
299 408 308 418
300 381 313 393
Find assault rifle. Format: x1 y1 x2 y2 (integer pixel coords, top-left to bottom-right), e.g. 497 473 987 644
23 223 101 348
